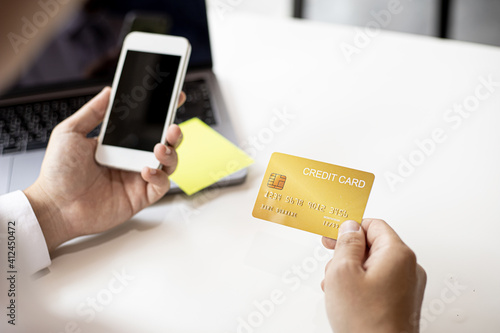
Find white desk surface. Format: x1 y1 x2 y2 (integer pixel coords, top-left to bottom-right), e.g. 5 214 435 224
28 11 500 333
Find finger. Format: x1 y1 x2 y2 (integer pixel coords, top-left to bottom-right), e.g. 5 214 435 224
333 220 366 266
415 264 427 306
322 236 337 250
361 219 418 276
141 166 171 202
154 143 178 175
324 257 334 277
362 218 404 249
62 87 111 134
178 91 186 108
166 124 183 149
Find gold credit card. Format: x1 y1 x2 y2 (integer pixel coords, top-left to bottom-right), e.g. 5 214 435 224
252 153 375 239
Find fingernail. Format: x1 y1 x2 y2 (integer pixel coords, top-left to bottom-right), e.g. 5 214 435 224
176 133 183 146
164 146 172 155
149 167 157 175
339 220 360 237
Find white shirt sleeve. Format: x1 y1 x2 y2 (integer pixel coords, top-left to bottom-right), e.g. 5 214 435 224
0 190 51 275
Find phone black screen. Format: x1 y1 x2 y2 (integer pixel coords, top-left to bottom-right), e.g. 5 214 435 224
102 50 181 151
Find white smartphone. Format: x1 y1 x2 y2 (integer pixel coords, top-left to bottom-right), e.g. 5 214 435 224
96 31 191 172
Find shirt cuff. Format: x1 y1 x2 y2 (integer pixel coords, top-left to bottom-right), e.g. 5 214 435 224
0 190 51 274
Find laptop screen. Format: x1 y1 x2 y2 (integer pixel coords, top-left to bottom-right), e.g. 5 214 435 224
3 0 212 98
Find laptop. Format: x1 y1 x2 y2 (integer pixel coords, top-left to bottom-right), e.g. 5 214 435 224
0 0 247 195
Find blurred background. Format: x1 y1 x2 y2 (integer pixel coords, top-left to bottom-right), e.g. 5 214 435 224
207 0 500 47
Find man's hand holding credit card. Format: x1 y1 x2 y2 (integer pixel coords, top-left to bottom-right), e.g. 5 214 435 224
252 153 375 239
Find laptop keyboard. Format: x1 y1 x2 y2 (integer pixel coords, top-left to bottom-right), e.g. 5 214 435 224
174 79 216 125
0 95 93 154
0 79 216 154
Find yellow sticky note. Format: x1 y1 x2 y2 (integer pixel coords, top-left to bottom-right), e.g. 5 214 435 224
170 118 254 195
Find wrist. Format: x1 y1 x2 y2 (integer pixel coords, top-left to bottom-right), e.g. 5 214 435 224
332 312 419 333
24 184 70 253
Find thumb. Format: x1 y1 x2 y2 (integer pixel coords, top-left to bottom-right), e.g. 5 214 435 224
62 87 111 134
334 220 366 265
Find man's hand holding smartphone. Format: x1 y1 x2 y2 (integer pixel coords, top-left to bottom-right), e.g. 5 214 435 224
96 32 191 172
24 84 186 254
